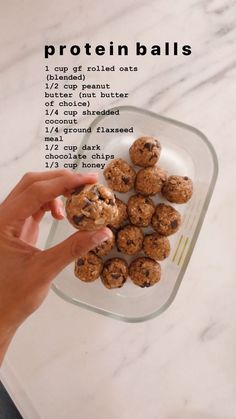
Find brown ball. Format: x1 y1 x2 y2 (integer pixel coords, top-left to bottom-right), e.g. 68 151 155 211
129 257 161 287
108 197 128 230
151 203 181 236
103 158 136 193
162 175 193 204
129 136 161 167
117 225 143 255
135 166 167 196
127 194 155 227
101 258 128 289
74 252 103 282
66 183 118 231
143 233 170 260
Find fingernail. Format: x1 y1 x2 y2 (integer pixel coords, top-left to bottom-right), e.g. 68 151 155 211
58 207 65 218
91 228 112 245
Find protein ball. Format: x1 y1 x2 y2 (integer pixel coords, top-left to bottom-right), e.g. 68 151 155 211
101 257 128 289
129 136 161 167
74 252 103 282
162 175 193 204
135 166 167 196
151 203 181 236
127 194 155 227
117 225 143 255
108 197 129 230
66 183 118 231
143 233 170 261
129 257 161 288
103 158 136 192
93 231 115 257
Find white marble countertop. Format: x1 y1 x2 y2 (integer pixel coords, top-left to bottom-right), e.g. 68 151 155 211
1 0 236 418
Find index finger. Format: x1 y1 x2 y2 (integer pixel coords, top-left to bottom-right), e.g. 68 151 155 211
2 172 98 224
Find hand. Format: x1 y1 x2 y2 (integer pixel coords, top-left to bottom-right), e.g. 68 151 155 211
0 170 112 365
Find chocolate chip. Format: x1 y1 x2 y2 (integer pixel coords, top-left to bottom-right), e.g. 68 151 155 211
98 193 105 201
184 176 189 180
127 239 133 245
77 259 84 266
108 199 115 206
140 281 151 288
144 142 153 151
122 176 130 185
73 214 85 224
82 198 91 209
171 219 178 229
112 273 121 279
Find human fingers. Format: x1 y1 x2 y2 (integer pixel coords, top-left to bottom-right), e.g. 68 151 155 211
33 227 112 282
41 197 65 220
1 172 98 225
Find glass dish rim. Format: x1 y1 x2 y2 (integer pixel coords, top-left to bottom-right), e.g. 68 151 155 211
50 105 219 323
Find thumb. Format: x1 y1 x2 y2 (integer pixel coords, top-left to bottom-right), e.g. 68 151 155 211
36 227 112 282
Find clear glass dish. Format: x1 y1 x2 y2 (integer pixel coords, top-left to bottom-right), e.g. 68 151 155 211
46 106 218 322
